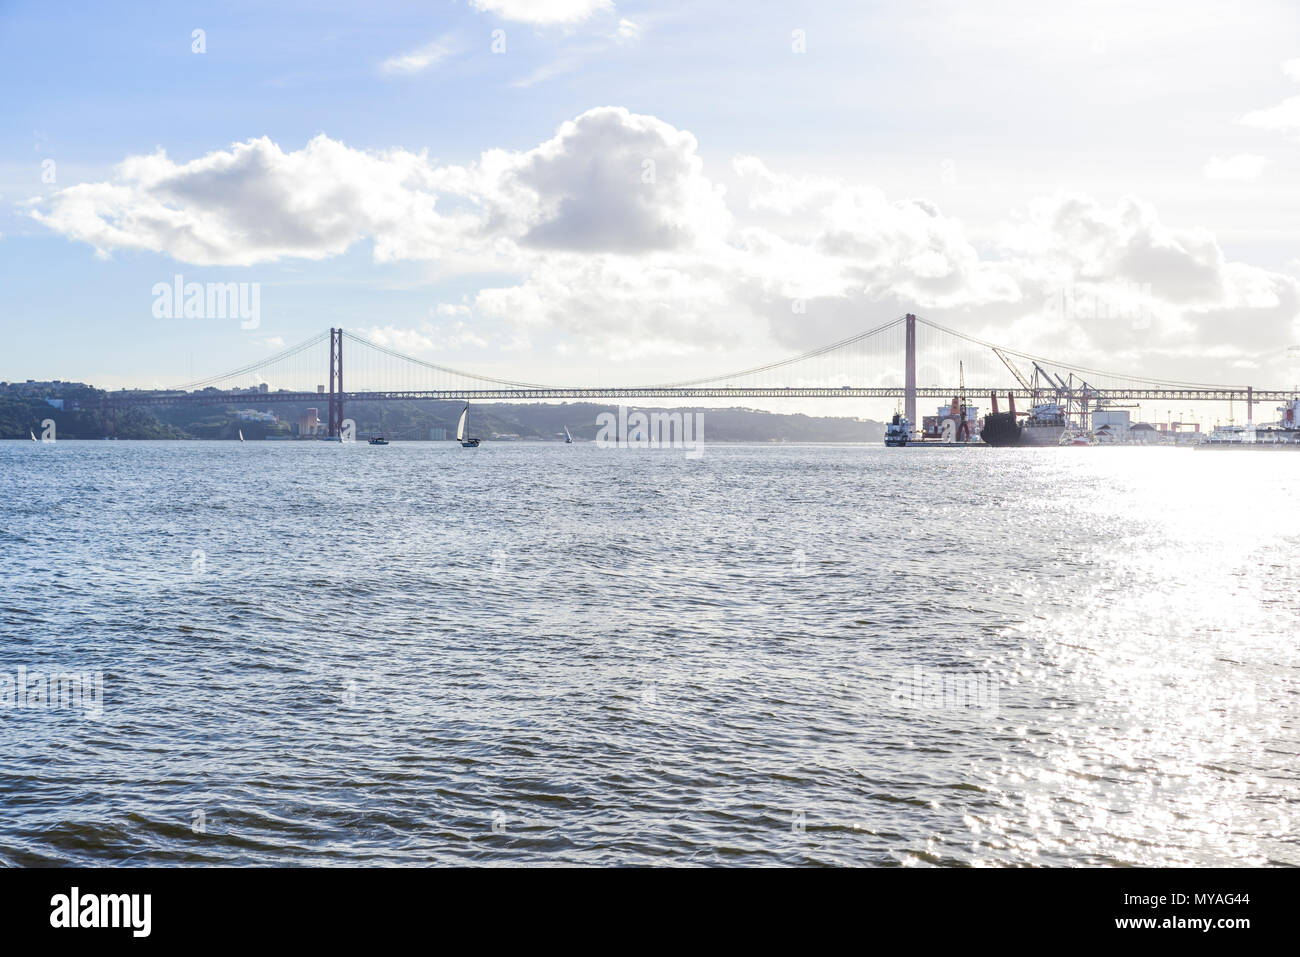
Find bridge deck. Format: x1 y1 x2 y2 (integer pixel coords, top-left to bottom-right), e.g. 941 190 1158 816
105 386 1297 405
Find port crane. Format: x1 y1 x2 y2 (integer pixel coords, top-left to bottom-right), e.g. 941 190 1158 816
993 348 1034 401
1013 362 1101 429
957 360 972 441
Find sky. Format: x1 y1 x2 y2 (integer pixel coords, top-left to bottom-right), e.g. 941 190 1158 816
3 0 1300 420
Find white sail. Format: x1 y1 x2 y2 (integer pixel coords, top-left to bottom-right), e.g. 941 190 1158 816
456 404 469 442
563 425 572 442
30 430 37 441
238 429 244 442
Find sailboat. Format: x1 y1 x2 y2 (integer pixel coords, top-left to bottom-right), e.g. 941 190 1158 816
563 425 573 444
238 429 245 442
457 403 480 448
30 429 37 441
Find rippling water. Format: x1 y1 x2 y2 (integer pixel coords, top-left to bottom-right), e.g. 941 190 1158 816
1 440 1297 866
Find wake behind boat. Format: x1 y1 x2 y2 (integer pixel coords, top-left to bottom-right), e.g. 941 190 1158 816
457 403 480 448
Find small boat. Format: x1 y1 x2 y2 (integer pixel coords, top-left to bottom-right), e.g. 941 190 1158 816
29 430 37 442
563 425 573 444
457 403 480 448
368 436 389 445
238 429 245 442
1059 428 1097 446
884 412 911 446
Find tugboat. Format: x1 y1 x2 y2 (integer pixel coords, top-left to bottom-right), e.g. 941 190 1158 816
457 403 480 448
884 412 912 446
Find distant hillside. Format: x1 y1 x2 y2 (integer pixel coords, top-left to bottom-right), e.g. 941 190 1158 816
0 389 886 442
0 395 184 440
158 399 886 443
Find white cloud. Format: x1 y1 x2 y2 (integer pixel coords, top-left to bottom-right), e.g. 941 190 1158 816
29 107 1300 379
380 37 456 75
510 107 729 252
510 55 582 88
470 0 613 25
1240 94 1300 136
507 15 641 88
439 320 489 350
30 135 466 266
1203 154 1269 181
473 254 747 359
1235 57 1300 139
361 317 491 353
359 324 439 353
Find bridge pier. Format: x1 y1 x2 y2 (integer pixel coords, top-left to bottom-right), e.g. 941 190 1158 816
904 313 917 427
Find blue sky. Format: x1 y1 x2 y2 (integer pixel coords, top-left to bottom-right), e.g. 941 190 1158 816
3 0 1300 403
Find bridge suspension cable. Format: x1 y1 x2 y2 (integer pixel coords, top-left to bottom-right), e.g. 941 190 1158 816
340 330 554 390
164 331 330 392
912 316 1242 391
640 315 908 388
145 312 1289 407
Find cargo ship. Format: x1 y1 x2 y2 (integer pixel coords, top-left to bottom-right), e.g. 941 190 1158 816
979 392 1075 446
1019 402 1069 445
980 392 1022 447
920 396 980 443
1197 399 1300 449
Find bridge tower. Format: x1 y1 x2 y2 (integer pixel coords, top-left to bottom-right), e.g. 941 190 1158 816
904 313 917 426
328 328 344 437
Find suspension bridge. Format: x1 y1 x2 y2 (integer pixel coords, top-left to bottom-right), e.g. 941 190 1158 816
106 315 1295 436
